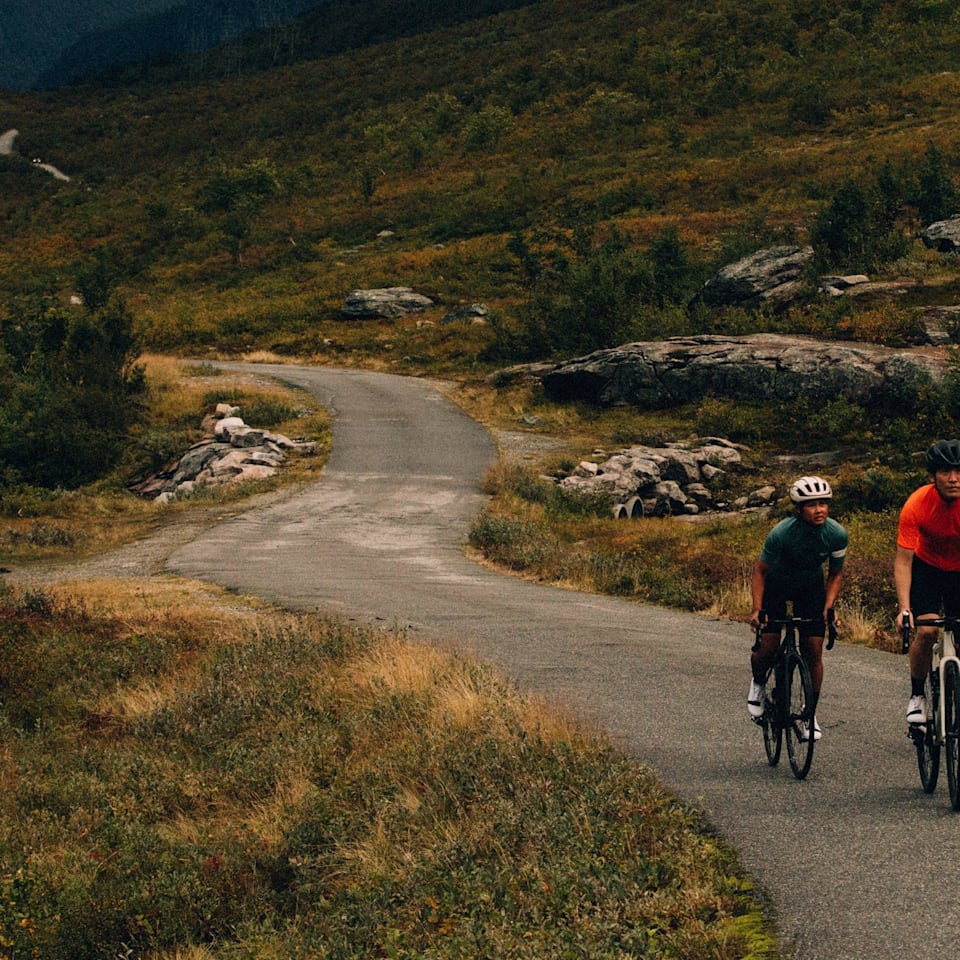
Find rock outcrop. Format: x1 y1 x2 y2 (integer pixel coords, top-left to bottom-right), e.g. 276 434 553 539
921 215 960 253
691 245 814 309
540 333 949 409
339 287 434 319
130 403 318 503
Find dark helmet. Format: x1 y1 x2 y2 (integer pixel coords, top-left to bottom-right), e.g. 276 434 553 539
926 439 960 473
789 475 832 503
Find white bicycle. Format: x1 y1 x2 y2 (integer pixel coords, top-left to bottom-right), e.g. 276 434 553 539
904 615 960 809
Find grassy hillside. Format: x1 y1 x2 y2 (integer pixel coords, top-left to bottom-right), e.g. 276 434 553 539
2 0 960 370
2 6 955 955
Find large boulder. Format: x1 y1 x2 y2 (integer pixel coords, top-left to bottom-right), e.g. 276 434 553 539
339 287 434 319
692 245 814 309
921 215 960 253
540 333 949 409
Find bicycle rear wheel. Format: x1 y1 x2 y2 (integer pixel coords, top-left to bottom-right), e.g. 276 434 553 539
914 668 939 794
785 653 815 780
944 661 960 810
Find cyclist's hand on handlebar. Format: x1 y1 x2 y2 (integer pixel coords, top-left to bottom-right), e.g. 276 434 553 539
825 608 839 649
749 608 765 631
899 609 912 655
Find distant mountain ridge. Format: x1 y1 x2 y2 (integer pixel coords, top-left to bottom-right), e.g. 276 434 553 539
4 0 543 91
35 0 543 89
0 0 183 90
35 0 331 89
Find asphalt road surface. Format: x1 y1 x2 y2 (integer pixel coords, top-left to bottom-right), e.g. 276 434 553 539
167 363 960 960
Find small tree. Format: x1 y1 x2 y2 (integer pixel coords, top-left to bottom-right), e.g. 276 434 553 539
810 174 909 273
914 141 957 225
200 159 282 266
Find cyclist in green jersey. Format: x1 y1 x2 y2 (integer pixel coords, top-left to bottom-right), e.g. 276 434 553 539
747 476 849 741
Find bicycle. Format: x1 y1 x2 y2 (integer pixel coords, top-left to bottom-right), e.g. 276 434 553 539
753 611 837 780
902 615 960 809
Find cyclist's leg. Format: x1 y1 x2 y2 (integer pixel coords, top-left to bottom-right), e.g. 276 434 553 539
907 558 943 722
793 590 826 718
752 632 780 677
799 635 824 692
752 592 786 679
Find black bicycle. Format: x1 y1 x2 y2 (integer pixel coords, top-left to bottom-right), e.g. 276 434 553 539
753 612 837 780
902 615 960 808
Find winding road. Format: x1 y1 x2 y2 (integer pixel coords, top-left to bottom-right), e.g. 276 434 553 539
162 363 960 959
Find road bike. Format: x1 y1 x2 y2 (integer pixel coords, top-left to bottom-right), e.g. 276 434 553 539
753 612 837 780
902 615 960 809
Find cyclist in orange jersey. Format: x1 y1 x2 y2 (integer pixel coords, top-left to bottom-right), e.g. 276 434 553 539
895 439 960 725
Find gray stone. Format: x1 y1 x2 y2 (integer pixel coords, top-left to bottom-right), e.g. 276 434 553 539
540 333 948 410
340 286 434 319
921 215 960 253
692 245 814 309
441 303 489 325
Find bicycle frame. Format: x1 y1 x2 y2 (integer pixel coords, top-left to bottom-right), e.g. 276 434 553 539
916 619 960 745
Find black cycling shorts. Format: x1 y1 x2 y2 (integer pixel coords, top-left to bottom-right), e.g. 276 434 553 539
910 556 960 619
761 580 827 637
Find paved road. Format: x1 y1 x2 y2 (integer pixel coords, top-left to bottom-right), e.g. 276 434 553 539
167 363 960 960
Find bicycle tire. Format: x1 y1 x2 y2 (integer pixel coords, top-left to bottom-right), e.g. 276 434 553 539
785 652 815 780
762 686 782 767
914 668 940 794
945 661 960 810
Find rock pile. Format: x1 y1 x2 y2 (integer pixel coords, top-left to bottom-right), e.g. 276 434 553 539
130 403 318 504
557 438 778 517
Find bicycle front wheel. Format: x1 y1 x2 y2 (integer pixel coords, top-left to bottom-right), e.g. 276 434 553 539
914 668 940 794
944 661 960 810
785 653 815 780
762 691 782 767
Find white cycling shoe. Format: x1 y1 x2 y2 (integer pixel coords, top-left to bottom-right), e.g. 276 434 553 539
747 679 766 720
907 695 928 725
798 718 822 742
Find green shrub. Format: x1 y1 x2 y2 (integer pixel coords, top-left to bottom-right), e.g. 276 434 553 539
810 172 910 273
0 296 145 490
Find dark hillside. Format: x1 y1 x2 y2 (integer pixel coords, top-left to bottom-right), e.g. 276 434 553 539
35 0 332 89
0 0 184 91
2 0 960 367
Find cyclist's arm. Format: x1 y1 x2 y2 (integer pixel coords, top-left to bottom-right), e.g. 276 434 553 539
894 545 914 629
750 559 770 629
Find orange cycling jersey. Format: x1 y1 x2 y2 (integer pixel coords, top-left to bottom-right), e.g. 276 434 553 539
897 483 960 571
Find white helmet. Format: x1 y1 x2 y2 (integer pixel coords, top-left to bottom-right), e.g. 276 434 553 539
789 475 832 503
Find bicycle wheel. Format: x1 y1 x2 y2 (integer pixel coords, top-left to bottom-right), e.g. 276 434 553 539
784 653 815 780
944 661 960 810
914 668 940 794
762 685 782 767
